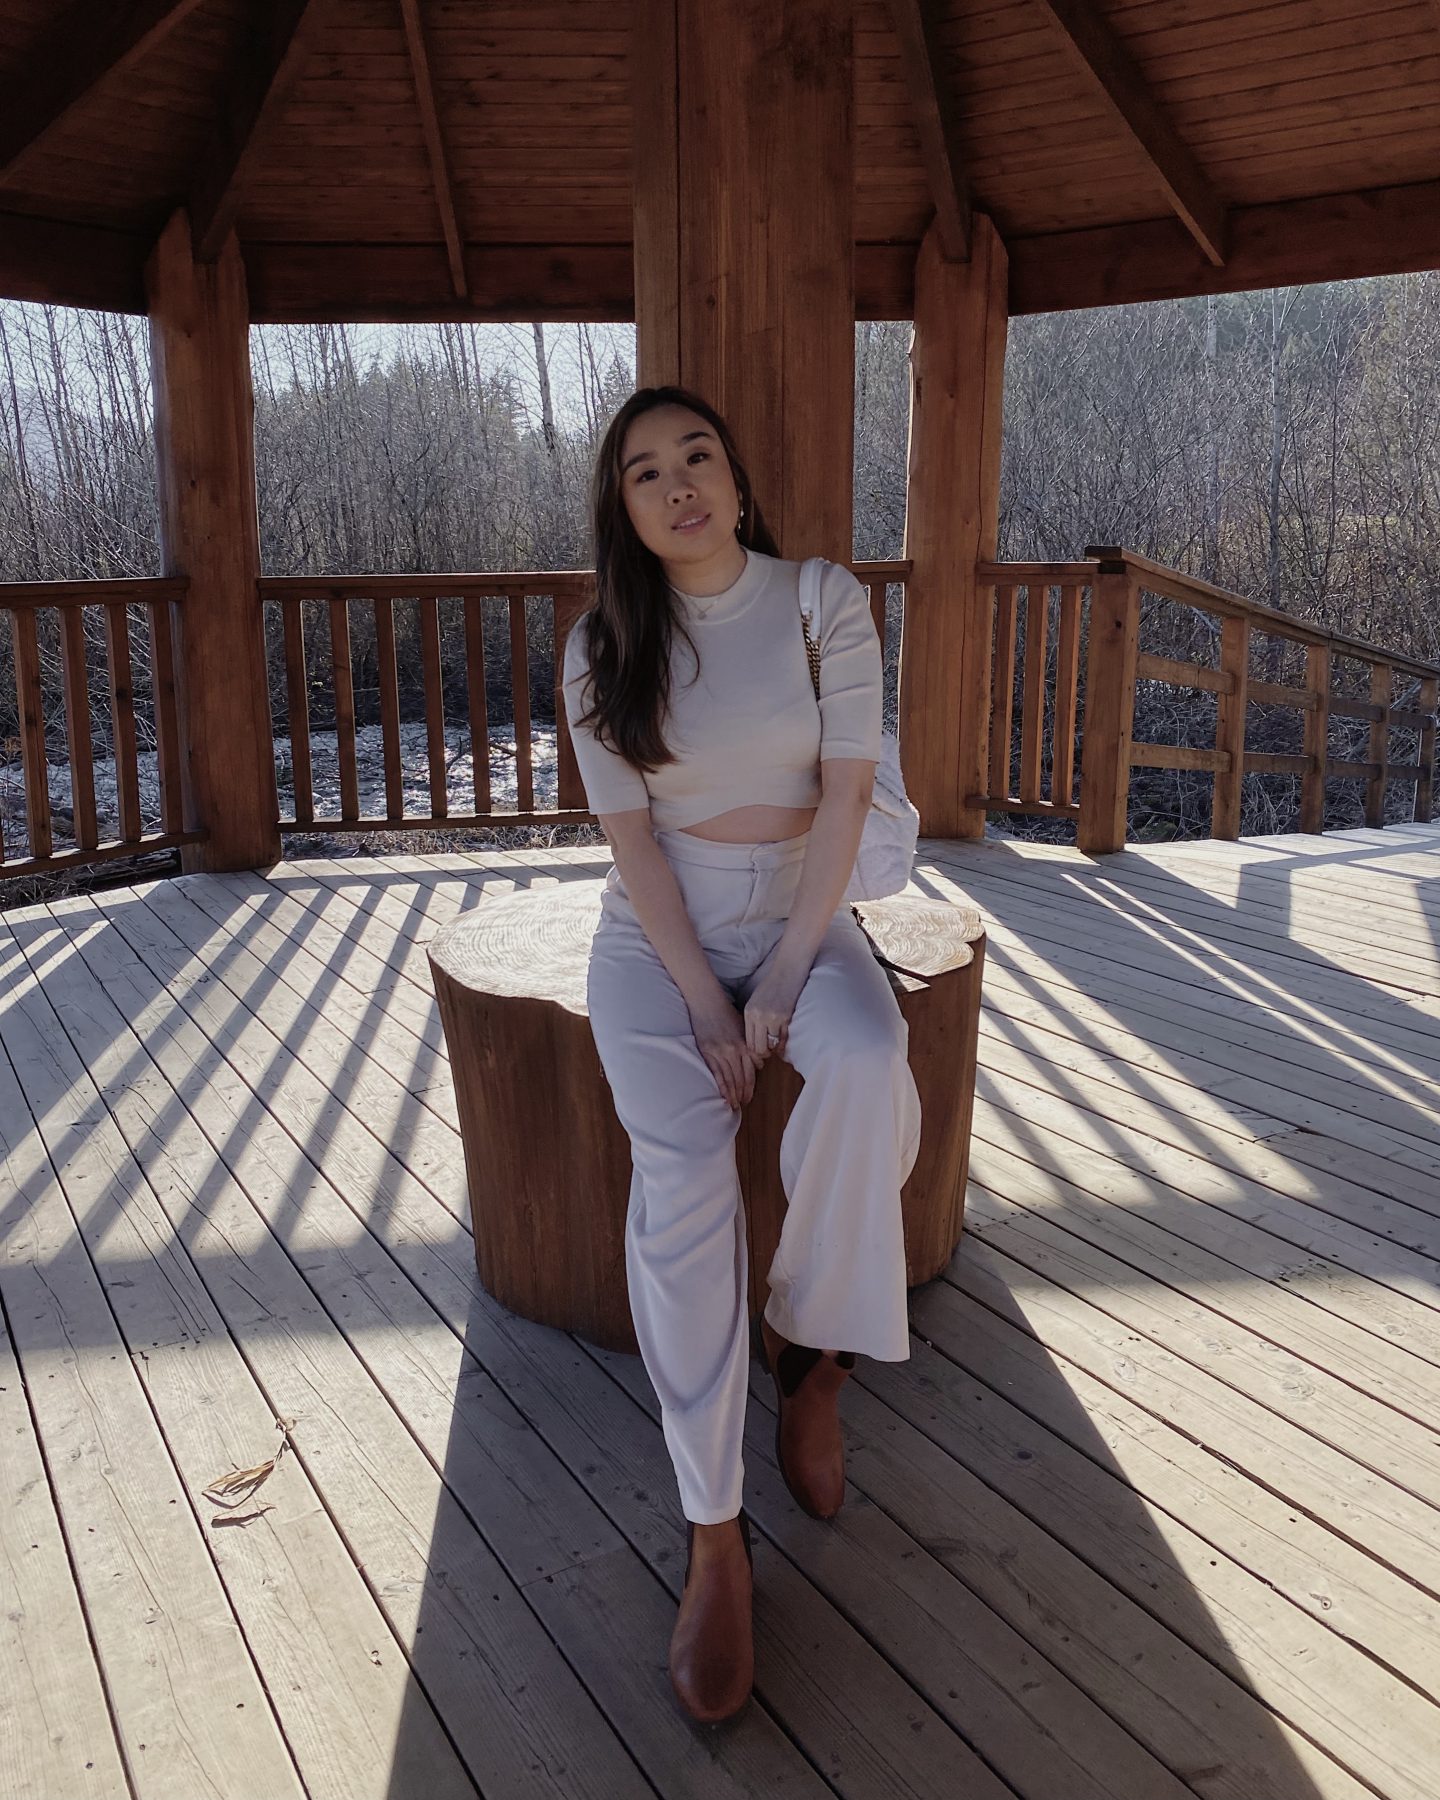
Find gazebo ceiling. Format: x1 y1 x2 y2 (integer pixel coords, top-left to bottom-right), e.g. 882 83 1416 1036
1 0 1437 321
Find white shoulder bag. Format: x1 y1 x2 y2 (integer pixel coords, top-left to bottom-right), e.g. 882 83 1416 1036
798 556 920 902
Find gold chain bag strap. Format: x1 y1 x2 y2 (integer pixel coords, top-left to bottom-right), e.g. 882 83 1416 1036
798 556 920 902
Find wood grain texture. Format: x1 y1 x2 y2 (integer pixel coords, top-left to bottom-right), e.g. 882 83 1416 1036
428 879 985 1353
145 211 281 872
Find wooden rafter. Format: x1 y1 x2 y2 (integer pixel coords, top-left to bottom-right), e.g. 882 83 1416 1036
0 0 204 184
399 0 467 300
187 0 325 262
887 0 972 262
1031 0 1229 267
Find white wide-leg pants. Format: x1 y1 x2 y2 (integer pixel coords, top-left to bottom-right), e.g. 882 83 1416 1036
585 826 922 1524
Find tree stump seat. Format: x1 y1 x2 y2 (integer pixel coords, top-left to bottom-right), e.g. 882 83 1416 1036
428 879 986 1355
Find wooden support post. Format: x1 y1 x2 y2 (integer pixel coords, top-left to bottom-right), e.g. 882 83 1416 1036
901 212 1010 838
1417 674 1437 824
1076 563 1140 855
146 210 279 871
631 0 854 559
1300 641 1330 833
1211 613 1249 839
1364 659 1391 828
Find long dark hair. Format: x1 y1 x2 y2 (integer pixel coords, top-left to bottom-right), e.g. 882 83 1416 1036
572 385 780 775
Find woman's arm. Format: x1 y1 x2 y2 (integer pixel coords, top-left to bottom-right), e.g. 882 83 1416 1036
601 809 762 1110
762 760 874 985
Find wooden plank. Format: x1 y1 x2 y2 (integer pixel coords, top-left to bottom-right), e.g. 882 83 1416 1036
462 594 492 814
327 592 359 822
1130 739 1228 771
843 1326 1376 1799
0 1286 130 1799
1296 644 1332 831
1212 612 1249 837
7 604 50 862
1417 674 1438 823
1365 658 1392 828
930 1244 1440 1704
0 928 307 1799
101 600 141 842
988 582 1018 798
71 880 914 1798
1018 582 1048 804
1136 649 1231 693
2 906 481 1800
280 595 314 824
0 0 203 181
418 594 448 820
146 594 185 837
372 595 404 821
57 604 98 852
1050 582 1082 805
507 593 533 815
54 887 758 1797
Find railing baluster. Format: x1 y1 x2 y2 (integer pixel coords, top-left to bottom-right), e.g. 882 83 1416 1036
281 596 314 826
373 595 404 821
1418 674 1437 824
1300 642 1331 833
1364 659 1391 827
10 605 51 862
464 594 491 814
103 600 142 842
509 592 534 814
553 593 586 813
419 592 447 820
988 582 1017 799
148 595 185 836
1051 582 1082 806
1212 613 1250 839
59 603 98 851
1019 581 1048 804
328 592 359 823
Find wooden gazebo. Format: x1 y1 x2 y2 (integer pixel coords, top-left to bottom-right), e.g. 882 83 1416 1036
4 7 1440 1799
2 0 1437 879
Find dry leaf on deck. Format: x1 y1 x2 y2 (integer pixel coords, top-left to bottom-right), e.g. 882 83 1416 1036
201 1418 296 1510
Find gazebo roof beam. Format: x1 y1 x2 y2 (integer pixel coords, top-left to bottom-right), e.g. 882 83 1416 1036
187 0 324 262
399 0 467 302
1032 0 1229 267
0 0 204 184
888 0 973 262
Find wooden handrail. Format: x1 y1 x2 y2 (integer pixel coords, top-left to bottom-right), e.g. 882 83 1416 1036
1 576 197 877
973 548 1439 852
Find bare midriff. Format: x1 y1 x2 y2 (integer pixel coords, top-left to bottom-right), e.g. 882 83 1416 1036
675 802 818 843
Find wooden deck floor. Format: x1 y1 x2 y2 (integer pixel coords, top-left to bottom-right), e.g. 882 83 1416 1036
3 822 1439 1800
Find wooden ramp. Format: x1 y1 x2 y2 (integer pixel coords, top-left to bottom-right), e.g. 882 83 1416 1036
3 822 1439 1800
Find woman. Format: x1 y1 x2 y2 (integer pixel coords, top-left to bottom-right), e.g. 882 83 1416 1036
562 385 922 1723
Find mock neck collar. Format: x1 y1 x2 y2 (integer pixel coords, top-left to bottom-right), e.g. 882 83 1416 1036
668 546 768 622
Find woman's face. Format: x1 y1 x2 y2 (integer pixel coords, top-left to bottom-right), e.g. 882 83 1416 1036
617 403 743 575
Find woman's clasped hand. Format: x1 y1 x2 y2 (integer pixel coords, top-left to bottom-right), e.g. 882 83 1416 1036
685 956 805 1111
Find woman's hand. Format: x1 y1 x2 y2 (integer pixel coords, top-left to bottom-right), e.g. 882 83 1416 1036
743 955 807 1064
687 990 764 1111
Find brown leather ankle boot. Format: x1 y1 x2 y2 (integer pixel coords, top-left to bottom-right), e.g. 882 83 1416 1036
759 1317 856 1519
668 1509 754 1722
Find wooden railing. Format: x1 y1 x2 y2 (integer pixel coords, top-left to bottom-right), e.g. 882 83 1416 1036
257 561 910 836
975 547 1440 854
1 578 202 879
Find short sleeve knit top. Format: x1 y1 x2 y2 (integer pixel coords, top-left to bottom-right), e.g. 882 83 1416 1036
560 547 883 831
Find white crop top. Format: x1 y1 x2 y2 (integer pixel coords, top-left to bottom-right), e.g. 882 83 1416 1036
560 547 882 830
